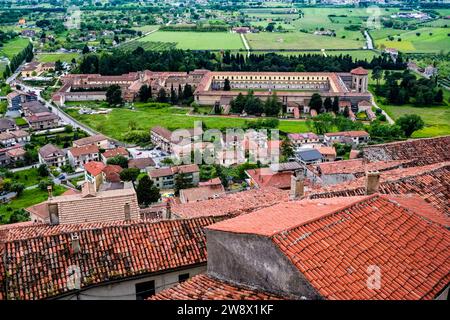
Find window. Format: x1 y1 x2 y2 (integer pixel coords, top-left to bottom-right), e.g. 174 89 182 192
179 273 190 283
135 280 155 300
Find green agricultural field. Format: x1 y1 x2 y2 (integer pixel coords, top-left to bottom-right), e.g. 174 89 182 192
245 31 364 50
36 53 80 63
138 31 244 50
65 103 310 141
372 27 450 53
0 37 30 58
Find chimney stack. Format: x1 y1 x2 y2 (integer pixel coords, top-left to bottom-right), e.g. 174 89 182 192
71 233 80 254
289 172 304 200
365 171 380 195
47 185 53 199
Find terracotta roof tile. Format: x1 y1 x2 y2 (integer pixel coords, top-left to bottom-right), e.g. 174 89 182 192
151 274 284 300
171 187 289 219
363 136 450 166
69 145 99 157
84 161 105 176
0 217 215 300
269 195 450 300
102 147 128 158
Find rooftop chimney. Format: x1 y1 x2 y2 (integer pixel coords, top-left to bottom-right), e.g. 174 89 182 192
289 172 304 200
365 171 380 195
70 233 80 254
81 182 96 198
47 185 53 199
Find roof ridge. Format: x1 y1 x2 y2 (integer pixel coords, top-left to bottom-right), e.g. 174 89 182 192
2 217 214 244
271 194 380 238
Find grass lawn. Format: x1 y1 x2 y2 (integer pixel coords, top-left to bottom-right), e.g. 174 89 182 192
14 117 28 126
0 185 65 223
0 37 30 58
11 168 46 188
372 89 450 138
138 31 244 50
36 53 80 63
65 103 310 141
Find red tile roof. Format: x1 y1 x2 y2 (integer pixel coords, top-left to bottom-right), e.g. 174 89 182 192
363 136 450 166
180 184 226 203
102 147 128 159
69 144 99 157
208 194 450 300
350 67 369 75
309 162 450 226
246 168 293 189
315 159 410 176
84 161 105 176
149 164 199 178
270 195 450 300
171 187 289 219
0 217 215 300
102 164 123 182
151 274 284 300
325 130 369 138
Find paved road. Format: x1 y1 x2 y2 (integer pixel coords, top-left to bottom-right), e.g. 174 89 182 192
372 99 394 124
364 30 374 50
240 34 250 57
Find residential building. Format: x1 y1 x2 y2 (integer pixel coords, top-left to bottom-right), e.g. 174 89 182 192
73 134 109 149
323 131 370 146
101 147 129 164
0 130 30 147
0 119 16 133
38 144 67 167
6 90 37 111
179 184 226 203
128 157 156 172
149 164 200 189
153 193 449 300
0 217 214 300
21 100 48 116
102 164 123 184
26 182 139 225
316 146 336 162
5 147 26 163
245 162 303 190
25 112 59 130
68 145 99 168
295 148 323 165
84 161 106 191
287 132 320 147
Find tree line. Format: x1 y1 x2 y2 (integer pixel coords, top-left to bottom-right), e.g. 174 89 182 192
2 42 33 79
77 47 406 76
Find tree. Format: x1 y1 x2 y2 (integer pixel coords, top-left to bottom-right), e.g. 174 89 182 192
82 44 90 54
157 88 167 103
37 164 49 177
223 78 231 91
396 114 425 138
138 84 151 102
281 139 294 161
107 155 129 168
264 93 282 116
182 84 193 101
308 113 334 135
309 93 322 112
266 23 275 32
230 92 246 113
174 172 194 196
10 182 25 196
332 96 339 113
136 175 160 206
119 168 140 187
170 84 178 104
106 85 123 106
372 66 383 87
343 106 350 118
434 89 443 103
323 97 332 112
